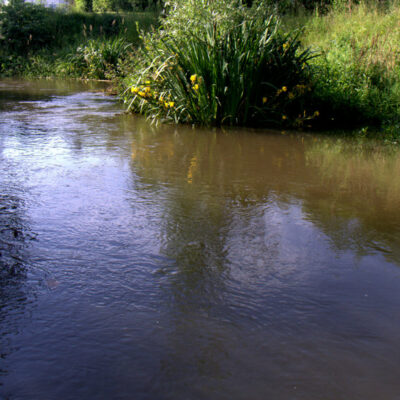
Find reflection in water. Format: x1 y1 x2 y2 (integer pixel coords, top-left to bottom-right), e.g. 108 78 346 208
128 119 400 265
125 119 400 398
1 80 400 399
304 139 400 263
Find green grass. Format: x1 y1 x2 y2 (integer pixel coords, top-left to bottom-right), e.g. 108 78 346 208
281 0 400 131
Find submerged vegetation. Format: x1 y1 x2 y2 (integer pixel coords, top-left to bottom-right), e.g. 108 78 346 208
1 0 400 136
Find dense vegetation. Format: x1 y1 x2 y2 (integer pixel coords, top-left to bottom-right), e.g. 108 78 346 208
1 0 400 137
122 0 316 127
0 0 158 79
284 1 400 134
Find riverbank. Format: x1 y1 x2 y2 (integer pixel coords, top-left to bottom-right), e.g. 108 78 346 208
284 1 400 137
1 0 400 139
119 0 400 137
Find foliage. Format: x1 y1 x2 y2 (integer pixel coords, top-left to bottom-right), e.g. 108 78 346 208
76 0 161 11
0 0 155 54
61 37 133 79
0 0 157 78
288 0 400 129
161 0 255 38
0 0 56 53
75 0 93 11
123 0 316 127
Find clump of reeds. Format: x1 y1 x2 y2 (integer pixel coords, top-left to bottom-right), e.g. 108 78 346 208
123 0 317 127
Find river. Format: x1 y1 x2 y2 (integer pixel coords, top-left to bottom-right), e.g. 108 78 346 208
1 79 400 400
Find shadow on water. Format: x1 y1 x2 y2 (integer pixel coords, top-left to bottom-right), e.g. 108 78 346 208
0 191 33 388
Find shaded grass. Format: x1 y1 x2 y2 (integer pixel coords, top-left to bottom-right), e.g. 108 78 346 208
0 3 158 78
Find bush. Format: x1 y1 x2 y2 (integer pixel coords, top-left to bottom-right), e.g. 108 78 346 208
0 0 56 54
75 0 93 11
62 37 132 79
0 0 154 56
123 0 316 127
0 0 157 77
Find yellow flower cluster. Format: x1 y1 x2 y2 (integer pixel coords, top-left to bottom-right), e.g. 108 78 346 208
131 86 152 98
130 84 175 109
164 101 175 109
277 86 288 96
275 84 312 100
190 74 200 91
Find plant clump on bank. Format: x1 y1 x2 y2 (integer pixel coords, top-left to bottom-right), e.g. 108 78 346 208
120 0 400 136
122 0 318 127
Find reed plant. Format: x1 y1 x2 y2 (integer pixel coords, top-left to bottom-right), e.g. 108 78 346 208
123 0 316 127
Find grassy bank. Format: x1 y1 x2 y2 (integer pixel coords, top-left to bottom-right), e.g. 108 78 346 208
118 0 400 137
281 1 400 136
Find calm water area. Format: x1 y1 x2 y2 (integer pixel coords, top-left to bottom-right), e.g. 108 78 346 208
1 79 400 400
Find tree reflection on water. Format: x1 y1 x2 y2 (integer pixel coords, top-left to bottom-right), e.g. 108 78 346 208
122 120 400 396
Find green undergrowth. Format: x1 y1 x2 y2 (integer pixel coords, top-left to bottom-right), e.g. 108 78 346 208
18 37 135 80
0 0 158 79
281 0 400 133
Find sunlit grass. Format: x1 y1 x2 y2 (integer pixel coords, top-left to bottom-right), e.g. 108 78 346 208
282 0 400 129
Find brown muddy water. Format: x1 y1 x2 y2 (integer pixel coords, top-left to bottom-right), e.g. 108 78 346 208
1 79 400 400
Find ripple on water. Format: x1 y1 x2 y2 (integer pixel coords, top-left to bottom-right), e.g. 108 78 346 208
1 80 400 400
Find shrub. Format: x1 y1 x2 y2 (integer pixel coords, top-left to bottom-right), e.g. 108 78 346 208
75 0 93 11
0 0 56 54
59 37 132 79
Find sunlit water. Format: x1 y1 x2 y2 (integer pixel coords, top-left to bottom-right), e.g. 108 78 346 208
1 79 400 400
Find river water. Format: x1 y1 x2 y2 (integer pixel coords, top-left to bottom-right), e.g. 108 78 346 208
1 79 400 400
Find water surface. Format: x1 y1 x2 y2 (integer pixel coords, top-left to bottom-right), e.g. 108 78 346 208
1 79 400 400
